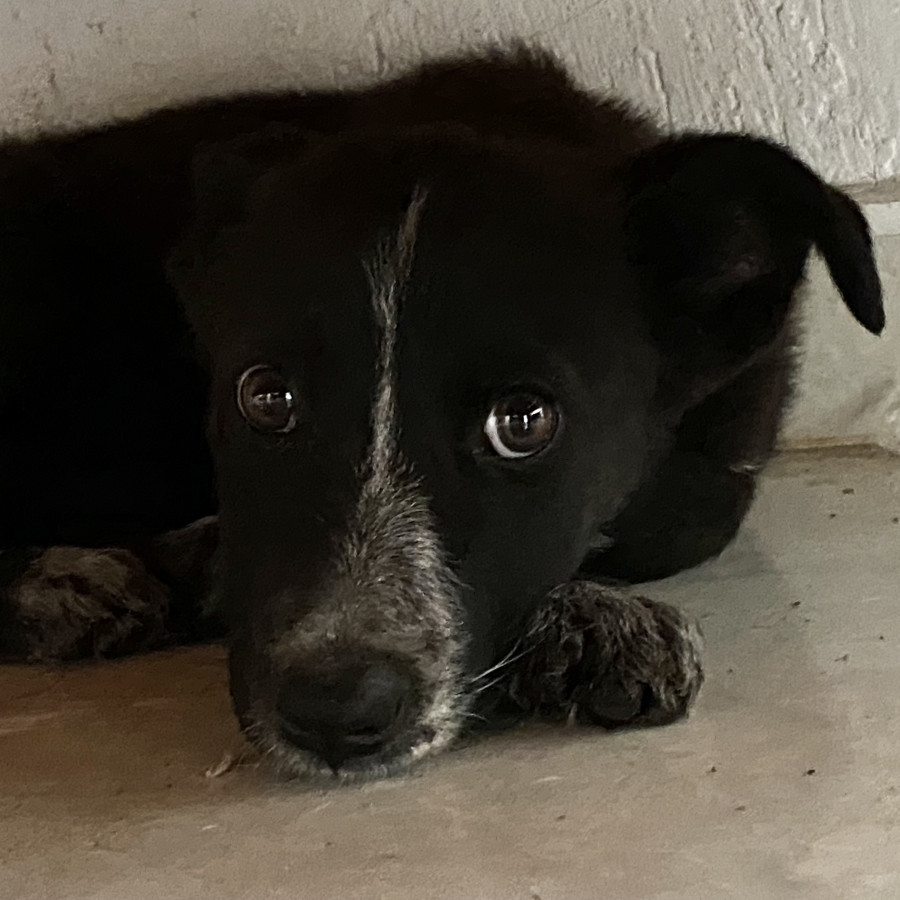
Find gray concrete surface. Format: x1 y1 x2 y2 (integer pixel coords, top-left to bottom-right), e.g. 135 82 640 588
1 450 898 900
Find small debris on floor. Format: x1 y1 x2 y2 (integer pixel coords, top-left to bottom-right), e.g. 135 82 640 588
842 487 855 494
835 653 850 663
206 753 237 779
804 769 817 776
204 748 254 778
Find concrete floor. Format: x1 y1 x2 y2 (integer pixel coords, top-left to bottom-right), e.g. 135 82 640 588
1 450 898 900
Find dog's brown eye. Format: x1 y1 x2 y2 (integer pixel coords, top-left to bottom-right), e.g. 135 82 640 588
484 393 559 459
236 365 298 434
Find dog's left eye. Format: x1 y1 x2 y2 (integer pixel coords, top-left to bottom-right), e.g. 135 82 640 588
484 393 559 459
236 365 298 434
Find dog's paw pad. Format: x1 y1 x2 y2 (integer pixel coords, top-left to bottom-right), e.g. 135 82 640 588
579 677 648 727
578 594 704 728
579 667 697 729
511 581 704 729
10 547 171 661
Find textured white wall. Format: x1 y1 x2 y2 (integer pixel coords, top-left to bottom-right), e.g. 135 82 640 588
2 0 899 183
1 0 899 448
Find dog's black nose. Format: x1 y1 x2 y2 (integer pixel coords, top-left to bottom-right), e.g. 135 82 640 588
277 660 415 770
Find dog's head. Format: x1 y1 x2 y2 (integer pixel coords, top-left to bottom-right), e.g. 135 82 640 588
170 122 881 777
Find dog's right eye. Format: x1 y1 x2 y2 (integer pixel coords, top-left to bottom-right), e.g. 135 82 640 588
236 365 298 434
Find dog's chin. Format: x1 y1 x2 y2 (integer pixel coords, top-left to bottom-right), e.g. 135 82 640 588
239 680 469 783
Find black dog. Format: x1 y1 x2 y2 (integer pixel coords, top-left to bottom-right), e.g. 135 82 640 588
0 46 882 777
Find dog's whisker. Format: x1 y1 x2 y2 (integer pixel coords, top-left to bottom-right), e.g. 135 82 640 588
469 671 511 696
468 641 529 685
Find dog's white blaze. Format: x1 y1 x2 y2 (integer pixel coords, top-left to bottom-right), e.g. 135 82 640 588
266 188 466 778
351 186 467 766
364 186 427 484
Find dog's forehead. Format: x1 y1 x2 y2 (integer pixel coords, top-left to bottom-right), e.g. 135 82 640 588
197 135 652 436
233 151 633 353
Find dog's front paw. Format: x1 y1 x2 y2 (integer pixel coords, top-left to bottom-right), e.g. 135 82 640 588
510 581 704 729
7 547 171 662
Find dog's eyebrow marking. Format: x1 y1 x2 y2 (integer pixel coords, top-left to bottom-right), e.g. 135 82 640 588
364 186 428 483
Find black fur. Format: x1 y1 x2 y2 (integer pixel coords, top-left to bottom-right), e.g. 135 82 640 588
0 46 882 776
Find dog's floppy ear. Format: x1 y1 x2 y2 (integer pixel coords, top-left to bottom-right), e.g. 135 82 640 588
626 134 883 399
